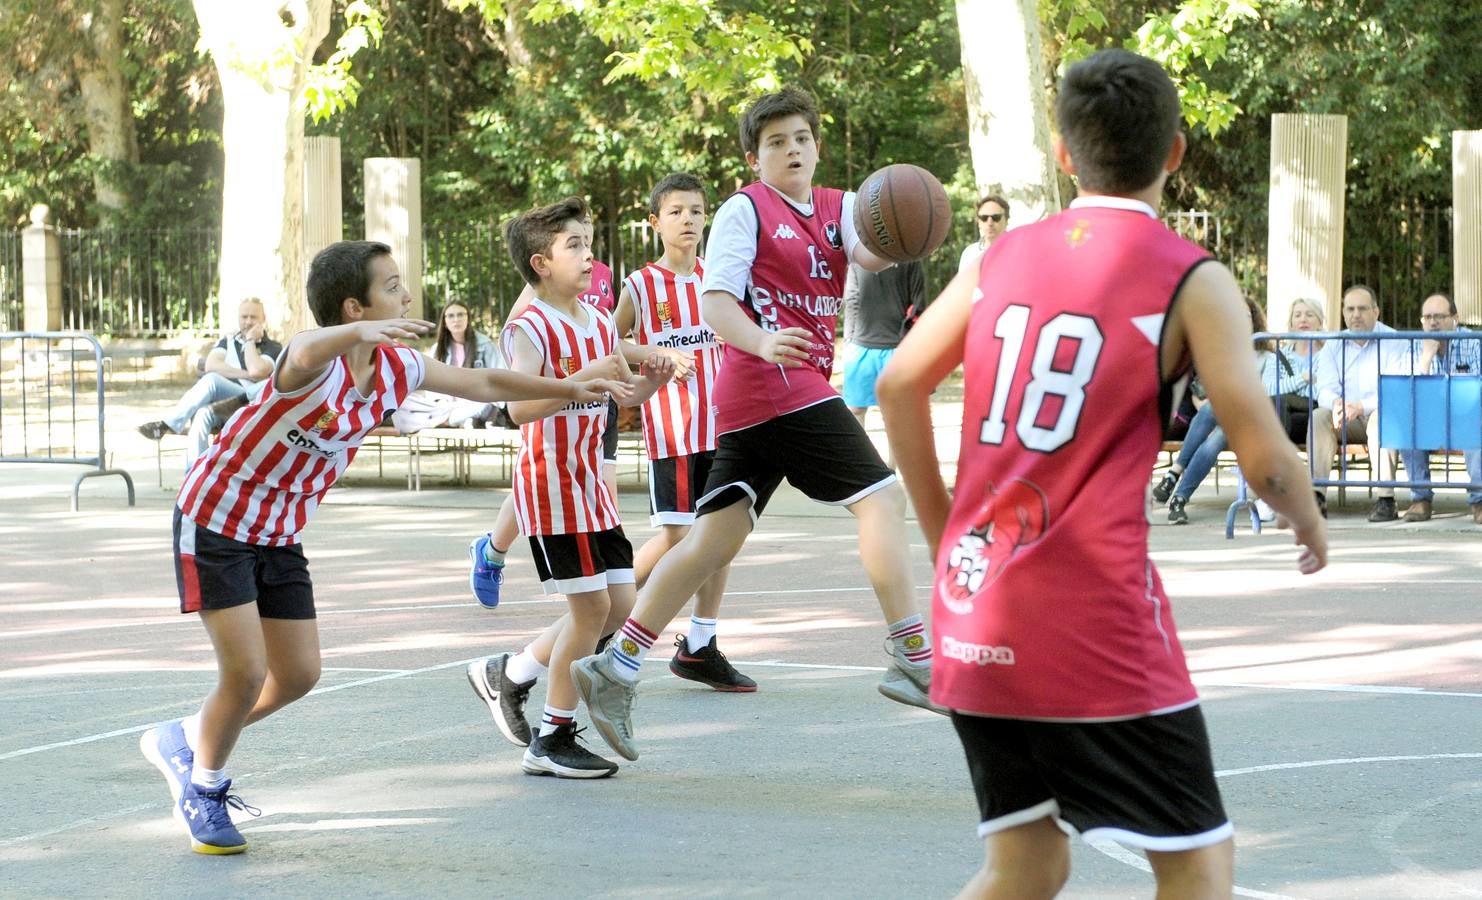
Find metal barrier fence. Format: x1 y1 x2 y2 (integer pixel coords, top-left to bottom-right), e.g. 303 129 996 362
0 331 135 509
58 227 221 336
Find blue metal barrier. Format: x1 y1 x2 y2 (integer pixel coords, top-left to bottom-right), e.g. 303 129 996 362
0 330 135 509
1225 329 1481 537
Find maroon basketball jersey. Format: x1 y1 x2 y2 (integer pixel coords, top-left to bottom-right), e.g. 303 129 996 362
711 183 847 434
933 198 1211 720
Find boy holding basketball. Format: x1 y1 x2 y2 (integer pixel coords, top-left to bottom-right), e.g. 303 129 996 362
139 240 626 853
572 87 941 763
877 49 1327 897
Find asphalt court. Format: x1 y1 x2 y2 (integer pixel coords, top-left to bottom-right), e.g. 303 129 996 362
3 467 1481 898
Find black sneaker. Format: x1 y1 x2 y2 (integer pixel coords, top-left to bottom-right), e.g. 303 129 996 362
669 634 757 692
467 655 533 747
521 723 618 778
1152 471 1178 504
137 421 172 440
1167 495 1189 525
1368 496 1397 522
1314 491 1328 519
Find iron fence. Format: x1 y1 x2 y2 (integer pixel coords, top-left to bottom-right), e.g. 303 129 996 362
1 231 21 332
58 227 220 336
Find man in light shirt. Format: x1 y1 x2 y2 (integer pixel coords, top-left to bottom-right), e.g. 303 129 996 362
1310 284 1406 521
1397 293 1482 523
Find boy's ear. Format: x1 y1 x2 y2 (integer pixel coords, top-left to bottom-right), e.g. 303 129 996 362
744 150 760 174
1164 131 1187 175
341 296 365 322
529 252 550 280
1053 137 1076 177
647 212 660 229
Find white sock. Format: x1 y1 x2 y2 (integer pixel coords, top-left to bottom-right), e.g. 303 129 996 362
538 705 577 737
686 616 718 652
191 764 228 790
182 712 202 749
505 647 546 684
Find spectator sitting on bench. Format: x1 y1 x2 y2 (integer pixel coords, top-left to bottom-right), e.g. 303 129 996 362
1310 284 1406 522
137 297 281 467
389 299 504 433
1397 292 1482 523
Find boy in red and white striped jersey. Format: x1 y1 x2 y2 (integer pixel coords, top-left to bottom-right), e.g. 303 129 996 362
139 241 626 854
613 173 752 692
465 197 673 778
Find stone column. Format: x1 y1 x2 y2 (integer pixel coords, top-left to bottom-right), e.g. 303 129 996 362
364 158 423 320
302 136 343 324
21 204 62 332
1267 114 1348 332
1454 130 1482 324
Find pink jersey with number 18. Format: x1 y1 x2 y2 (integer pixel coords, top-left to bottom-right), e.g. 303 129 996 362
933 197 1212 722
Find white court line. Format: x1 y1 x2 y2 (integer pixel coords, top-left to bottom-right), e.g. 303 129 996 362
1198 680 1482 700
0 586 887 640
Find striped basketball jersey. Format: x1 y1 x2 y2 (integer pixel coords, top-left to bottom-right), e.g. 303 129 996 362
177 344 425 546
710 183 848 435
621 259 719 459
505 299 622 535
932 197 1211 721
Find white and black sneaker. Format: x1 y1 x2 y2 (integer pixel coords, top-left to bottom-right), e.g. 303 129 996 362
521 723 619 779
467 654 534 747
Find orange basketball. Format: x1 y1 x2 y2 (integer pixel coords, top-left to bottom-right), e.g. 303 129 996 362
853 164 953 263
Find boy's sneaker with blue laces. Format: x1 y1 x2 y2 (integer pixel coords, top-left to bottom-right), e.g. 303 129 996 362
179 779 259 855
468 534 505 608
139 719 194 804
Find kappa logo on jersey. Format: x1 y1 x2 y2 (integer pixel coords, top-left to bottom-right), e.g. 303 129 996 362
656 300 672 323
941 636 1016 666
1065 219 1094 248
772 223 799 240
940 478 1049 615
823 220 842 250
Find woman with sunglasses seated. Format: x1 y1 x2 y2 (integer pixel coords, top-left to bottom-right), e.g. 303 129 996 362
958 194 1009 273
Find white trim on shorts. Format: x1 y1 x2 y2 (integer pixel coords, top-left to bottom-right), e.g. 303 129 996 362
819 472 897 507
696 480 760 526
538 567 636 597
975 800 1234 852
650 511 697 527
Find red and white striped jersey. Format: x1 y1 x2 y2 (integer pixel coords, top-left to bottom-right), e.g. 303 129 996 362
621 260 720 459
177 344 425 546
505 299 622 535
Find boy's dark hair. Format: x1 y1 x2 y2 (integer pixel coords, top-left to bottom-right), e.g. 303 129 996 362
1055 49 1181 194
504 196 590 287
739 87 821 157
648 173 707 216
306 241 393 327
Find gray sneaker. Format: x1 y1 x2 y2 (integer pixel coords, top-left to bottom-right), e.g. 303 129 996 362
570 653 639 761
467 654 533 747
878 651 948 715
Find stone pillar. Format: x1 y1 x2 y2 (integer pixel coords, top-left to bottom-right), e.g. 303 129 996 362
303 136 343 324
364 158 423 320
21 204 62 332
1454 131 1482 324
1267 114 1348 332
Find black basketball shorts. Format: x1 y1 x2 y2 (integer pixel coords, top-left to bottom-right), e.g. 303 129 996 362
601 397 620 465
950 705 1231 851
528 527 635 596
697 398 896 522
647 450 715 527
172 508 316 619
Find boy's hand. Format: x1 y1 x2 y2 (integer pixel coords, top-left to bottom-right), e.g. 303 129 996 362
659 346 695 381
356 318 433 345
639 352 677 385
568 377 632 404
758 327 812 367
577 352 628 382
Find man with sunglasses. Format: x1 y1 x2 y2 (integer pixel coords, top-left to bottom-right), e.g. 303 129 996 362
1397 293 1482 523
958 194 1009 273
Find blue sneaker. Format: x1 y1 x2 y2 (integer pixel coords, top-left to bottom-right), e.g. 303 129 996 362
179 779 259 855
468 534 505 609
139 719 193 804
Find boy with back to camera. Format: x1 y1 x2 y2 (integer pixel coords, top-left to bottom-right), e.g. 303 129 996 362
571 87 943 764
466 197 673 778
139 240 626 854
877 49 1327 898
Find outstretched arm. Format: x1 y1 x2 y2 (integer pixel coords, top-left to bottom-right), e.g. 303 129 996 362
421 356 629 406
877 267 974 560
276 318 434 394
1168 263 1327 574
502 329 629 425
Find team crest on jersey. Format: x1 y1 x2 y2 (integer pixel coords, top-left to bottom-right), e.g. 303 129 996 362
1065 219 1094 248
939 479 1050 615
656 300 672 323
303 408 338 431
558 357 579 377
824 221 843 250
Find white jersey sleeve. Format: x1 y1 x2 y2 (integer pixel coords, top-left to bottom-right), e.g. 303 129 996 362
700 193 760 301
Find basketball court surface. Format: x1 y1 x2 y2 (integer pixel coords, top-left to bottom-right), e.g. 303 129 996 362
3 466 1480 898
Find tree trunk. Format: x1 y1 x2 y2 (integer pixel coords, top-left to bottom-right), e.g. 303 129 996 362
193 0 331 338
75 0 138 218
956 0 1061 223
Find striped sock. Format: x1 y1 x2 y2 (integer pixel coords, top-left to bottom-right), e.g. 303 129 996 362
539 704 577 737
607 619 657 683
686 615 718 652
887 615 933 668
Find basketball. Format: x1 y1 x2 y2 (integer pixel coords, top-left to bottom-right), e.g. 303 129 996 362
853 164 953 263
